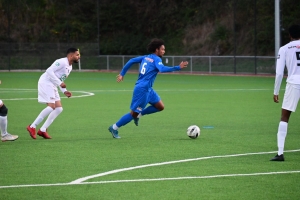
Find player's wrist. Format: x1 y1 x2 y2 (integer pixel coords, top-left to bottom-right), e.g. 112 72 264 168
61 87 67 93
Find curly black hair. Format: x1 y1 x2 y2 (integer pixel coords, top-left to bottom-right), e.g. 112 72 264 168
147 38 164 53
289 24 300 39
67 47 79 54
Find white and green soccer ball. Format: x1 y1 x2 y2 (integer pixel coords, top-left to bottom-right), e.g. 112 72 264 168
187 125 200 139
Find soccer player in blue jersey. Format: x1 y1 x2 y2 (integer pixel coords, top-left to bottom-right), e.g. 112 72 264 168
108 38 188 138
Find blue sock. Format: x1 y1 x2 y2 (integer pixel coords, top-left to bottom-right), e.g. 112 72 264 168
116 113 133 127
141 106 160 115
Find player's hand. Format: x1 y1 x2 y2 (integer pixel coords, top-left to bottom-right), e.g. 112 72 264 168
179 61 188 69
273 95 279 103
60 82 66 88
64 91 72 98
116 74 124 82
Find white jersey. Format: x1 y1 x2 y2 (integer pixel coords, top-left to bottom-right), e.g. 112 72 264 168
39 57 72 90
274 40 300 95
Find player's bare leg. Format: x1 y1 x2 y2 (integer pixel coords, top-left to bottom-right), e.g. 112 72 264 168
0 102 18 142
153 100 165 111
134 100 165 126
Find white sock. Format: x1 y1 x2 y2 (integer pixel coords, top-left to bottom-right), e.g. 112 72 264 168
277 121 288 155
0 116 8 136
31 106 54 128
113 124 119 130
40 107 63 132
137 113 142 118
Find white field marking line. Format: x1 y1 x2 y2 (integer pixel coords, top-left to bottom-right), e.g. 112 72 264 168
1 171 300 189
89 88 284 93
0 88 282 94
70 149 300 184
0 89 94 100
0 88 36 90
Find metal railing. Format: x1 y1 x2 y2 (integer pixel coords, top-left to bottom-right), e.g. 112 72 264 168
96 55 276 74
0 54 276 74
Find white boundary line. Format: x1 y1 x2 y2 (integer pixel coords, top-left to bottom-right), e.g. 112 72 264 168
1 149 299 189
1 171 300 189
0 88 275 101
88 88 276 92
0 88 281 95
0 89 94 100
70 149 300 184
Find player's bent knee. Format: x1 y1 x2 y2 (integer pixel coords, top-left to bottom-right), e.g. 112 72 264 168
130 111 139 118
56 107 63 113
156 105 164 111
0 105 8 116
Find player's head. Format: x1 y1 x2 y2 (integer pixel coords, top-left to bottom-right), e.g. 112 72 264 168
67 47 80 63
288 24 300 40
147 38 165 57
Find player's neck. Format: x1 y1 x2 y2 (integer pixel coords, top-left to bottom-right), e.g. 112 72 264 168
67 57 72 65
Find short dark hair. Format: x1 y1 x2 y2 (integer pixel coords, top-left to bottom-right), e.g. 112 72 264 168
288 24 300 39
67 47 79 54
147 38 164 53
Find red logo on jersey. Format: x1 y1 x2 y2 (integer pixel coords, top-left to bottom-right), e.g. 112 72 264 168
145 57 154 62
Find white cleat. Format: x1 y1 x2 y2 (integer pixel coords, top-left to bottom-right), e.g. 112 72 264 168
1 133 19 142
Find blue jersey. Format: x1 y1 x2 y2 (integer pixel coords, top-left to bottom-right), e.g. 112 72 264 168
120 54 181 89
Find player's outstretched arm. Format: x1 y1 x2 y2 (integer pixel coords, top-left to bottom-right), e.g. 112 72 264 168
119 56 145 77
179 61 188 69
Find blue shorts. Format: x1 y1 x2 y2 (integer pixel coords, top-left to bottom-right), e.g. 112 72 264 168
130 87 160 113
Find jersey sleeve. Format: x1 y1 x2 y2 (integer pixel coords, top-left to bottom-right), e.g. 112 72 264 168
45 60 63 87
274 47 286 95
154 58 181 73
120 56 145 76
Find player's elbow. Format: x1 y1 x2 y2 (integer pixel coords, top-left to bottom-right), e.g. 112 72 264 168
158 68 167 73
276 73 283 79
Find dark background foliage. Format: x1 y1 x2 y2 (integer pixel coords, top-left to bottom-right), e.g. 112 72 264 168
0 0 299 55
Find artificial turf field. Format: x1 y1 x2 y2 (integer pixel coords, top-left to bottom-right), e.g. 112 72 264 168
0 72 299 199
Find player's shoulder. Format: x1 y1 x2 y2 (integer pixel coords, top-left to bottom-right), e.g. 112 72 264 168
142 54 157 63
148 54 162 62
54 57 68 66
281 41 300 50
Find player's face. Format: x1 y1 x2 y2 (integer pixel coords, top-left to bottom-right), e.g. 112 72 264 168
72 51 80 63
156 45 165 57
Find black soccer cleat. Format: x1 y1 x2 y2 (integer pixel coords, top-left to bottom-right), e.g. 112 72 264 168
270 154 284 161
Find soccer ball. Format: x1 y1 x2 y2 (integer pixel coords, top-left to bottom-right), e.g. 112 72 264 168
187 125 200 139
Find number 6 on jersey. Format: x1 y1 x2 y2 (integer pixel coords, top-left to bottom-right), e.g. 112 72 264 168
141 63 147 74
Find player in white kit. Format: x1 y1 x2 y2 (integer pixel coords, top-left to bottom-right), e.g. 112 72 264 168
271 24 300 161
26 48 80 139
0 100 19 142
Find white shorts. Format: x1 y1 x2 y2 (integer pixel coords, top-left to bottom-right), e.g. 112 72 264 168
38 82 60 104
282 83 300 112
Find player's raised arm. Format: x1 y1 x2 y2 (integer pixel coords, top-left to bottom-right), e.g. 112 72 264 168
119 56 145 77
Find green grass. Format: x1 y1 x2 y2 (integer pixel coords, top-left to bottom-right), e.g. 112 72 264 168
0 72 299 200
